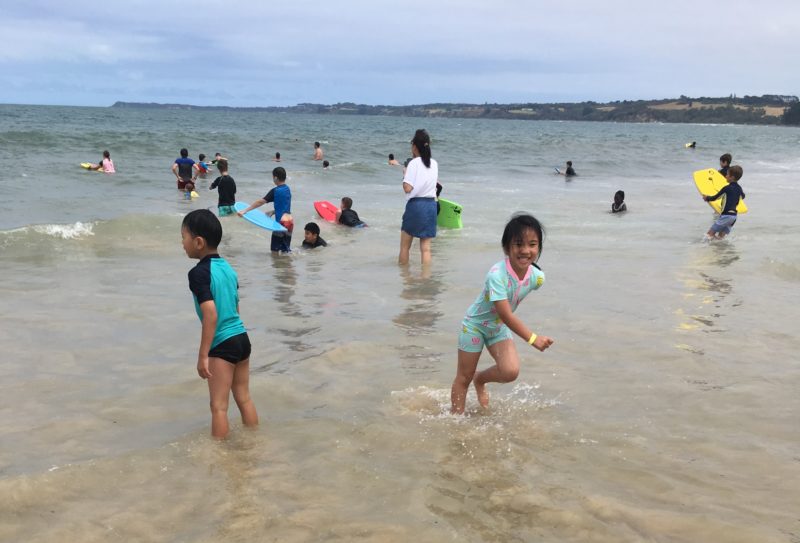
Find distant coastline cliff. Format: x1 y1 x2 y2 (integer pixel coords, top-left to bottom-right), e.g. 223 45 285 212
112 95 800 125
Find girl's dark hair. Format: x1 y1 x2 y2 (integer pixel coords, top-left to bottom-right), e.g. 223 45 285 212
615 190 625 200
411 129 432 168
102 150 110 158
182 209 222 248
501 213 544 258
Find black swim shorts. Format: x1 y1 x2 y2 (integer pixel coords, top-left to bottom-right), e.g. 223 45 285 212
208 332 251 364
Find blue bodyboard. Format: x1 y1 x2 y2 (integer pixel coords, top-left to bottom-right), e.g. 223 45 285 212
234 202 288 232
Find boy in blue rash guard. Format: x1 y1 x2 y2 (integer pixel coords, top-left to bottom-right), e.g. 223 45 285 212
238 167 293 253
181 209 259 439
704 165 745 240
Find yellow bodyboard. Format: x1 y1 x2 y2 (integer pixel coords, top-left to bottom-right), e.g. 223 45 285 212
692 168 748 214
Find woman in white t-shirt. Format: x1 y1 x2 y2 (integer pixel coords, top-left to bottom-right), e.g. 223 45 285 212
399 129 438 265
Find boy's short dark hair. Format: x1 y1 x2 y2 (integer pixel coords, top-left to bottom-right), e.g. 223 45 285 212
501 213 544 258
314 141 320 148
180 148 189 158
341 197 353 209
728 165 743 181
216 158 228 171
323 160 330 167
304 222 320 235
566 161 573 166
275 152 281 158
615 190 625 200
389 153 395 160
199 153 206 161
182 209 222 248
272 167 287 181
720 153 732 165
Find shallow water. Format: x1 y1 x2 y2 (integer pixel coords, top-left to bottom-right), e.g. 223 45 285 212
1 105 799 542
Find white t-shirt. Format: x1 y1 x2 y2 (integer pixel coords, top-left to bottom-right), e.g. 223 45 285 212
403 157 438 200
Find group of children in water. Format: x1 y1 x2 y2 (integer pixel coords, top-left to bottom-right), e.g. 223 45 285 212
177 139 744 438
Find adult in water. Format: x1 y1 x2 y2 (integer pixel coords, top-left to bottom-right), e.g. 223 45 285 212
399 129 438 266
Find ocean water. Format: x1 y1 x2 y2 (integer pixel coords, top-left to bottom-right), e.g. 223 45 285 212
1 104 799 542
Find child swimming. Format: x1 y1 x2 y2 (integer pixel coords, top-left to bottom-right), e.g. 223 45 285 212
450 214 554 414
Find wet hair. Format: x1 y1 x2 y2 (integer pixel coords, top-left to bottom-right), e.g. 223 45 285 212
272 166 287 181
501 213 544 258
182 209 222 248
615 190 625 201
199 153 206 161
216 158 228 172
389 153 395 160
180 148 189 158
215 153 222 158
728 165 743 181
102 150 110 159
720 153 732 165
275 152 281 159
314 141 320 148
411 129 432 168
323 160 330 168
567 161 573 166
304 222 320 236
341 196 353 209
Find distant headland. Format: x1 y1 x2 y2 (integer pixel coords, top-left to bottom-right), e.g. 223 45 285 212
112 95 800 125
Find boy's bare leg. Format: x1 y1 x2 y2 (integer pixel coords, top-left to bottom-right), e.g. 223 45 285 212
473 339 520 408
231 359 259 427
451 350 481 414
207 357 235 439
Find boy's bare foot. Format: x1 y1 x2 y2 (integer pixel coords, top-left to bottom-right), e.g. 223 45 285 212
473 376 489 408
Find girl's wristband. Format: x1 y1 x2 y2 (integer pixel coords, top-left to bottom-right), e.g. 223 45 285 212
528 332 538 345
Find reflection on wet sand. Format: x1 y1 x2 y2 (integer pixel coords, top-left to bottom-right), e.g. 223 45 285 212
393 267 446 375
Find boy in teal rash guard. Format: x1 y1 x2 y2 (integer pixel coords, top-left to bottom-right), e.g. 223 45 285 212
181 209 258 439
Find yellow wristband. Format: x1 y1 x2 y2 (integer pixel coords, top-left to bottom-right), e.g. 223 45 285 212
528 333 537 345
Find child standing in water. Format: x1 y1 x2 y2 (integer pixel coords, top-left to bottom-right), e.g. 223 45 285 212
181 209 259 439
209 159 236 216
451 214 554 414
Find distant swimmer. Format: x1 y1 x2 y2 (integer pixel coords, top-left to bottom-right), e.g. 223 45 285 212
611 190 627 213
313 141 324 161
89 150 115 173
211 152 228 166
195 153 211 179
718 153 732 176
686 141 697 148
388 153 400 166
322 160 330 169
557 160 576 177
273 152 281 162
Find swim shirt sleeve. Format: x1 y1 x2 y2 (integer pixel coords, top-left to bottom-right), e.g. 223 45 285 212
707 187 726 202
188 264 213 305
210 176 220 190
264 187 276 203
485 264 509 302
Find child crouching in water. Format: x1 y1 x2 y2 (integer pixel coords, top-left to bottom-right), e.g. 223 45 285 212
181 209 259 438
451 214 554 414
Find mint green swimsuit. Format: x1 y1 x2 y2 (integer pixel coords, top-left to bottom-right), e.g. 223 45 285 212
458 258 545 353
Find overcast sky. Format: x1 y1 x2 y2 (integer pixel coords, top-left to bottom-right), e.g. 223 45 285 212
2 0 798 107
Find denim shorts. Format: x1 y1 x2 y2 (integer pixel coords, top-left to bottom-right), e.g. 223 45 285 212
401 197 437 238
710 214 737 234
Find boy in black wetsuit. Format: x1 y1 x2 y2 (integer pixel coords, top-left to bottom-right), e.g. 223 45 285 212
209 159 237 217
336 197 365 227
302 222 327 248
704 165 745 240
